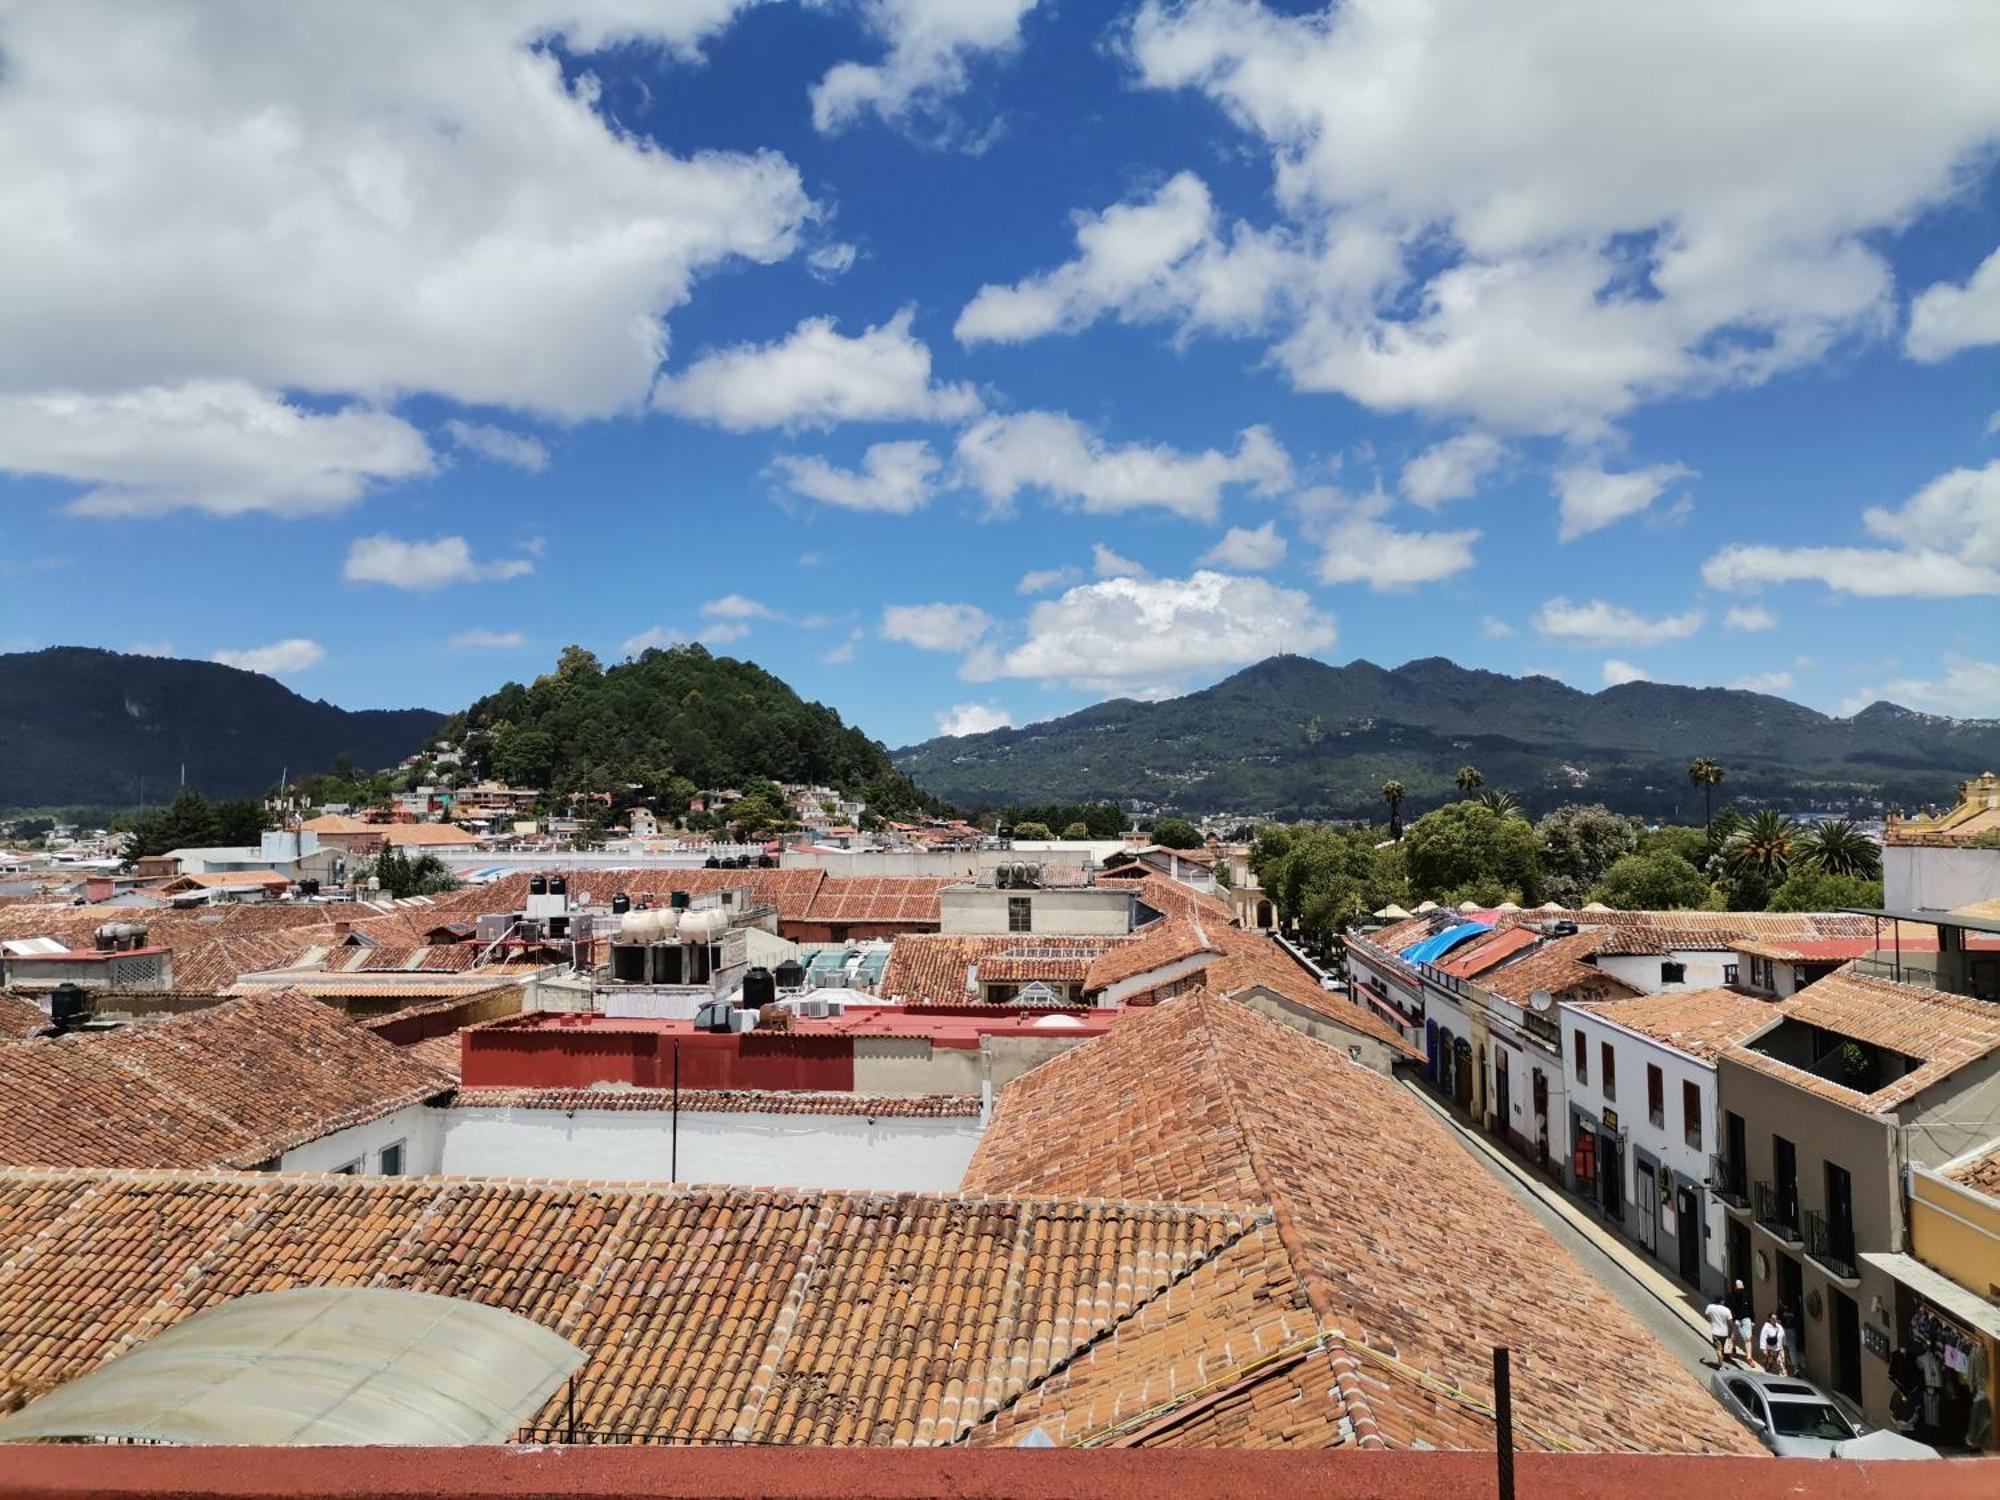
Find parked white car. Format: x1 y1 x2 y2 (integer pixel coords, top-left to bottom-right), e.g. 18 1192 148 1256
1710 1369 1938 1459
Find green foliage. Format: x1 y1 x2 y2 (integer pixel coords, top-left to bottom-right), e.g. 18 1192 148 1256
1151 817 1203 849
120 791 271 866
490 727 558 788
1722 809 1799 884
1638 824 1709 866
1402 801 1541 903
724 795 788 838
1061 821 1090 839
1011 820 1053 840
1251 823 1407 946
1455 765 1484 793
992 802 1127 839
1535 803 1640 906
1797 819 1881 878
1381 780 1405 839
365 846 460 899
1475 789 1522 818
1591 851 1711 910
1766 868 1883 912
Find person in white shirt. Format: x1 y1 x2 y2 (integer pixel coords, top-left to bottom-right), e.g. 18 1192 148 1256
1758 1313 1786 1372
1706 1298 1737 1365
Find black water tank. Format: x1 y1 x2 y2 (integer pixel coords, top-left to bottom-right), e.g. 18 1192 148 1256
742 967 777 1010
774 959 807 990
756 853 776 869
529 875 548 897
611 892 631 915
50 983 88 1032
550 875 568 899
670 890 691 910
703 856 720 869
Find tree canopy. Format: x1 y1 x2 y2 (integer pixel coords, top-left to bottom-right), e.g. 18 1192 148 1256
1591 851 1711 910
1535 803 1640 906
1151 817 1203 849
1402 801 1542 904
119 791 270 866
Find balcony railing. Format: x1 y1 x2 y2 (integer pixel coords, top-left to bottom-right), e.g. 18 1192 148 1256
1805 1209 1859 1281
1753 1180 1802 1241
1710 1154 1748 1208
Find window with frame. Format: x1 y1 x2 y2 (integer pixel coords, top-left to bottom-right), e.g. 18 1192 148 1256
1723 963 1739 986
1573 1029 1587 1083
1660 960 1687 984
1647 1064 1665 1128
378 1140 405 1176
334 1160 362 1176
1007 896 1032 933
1601 1042 1617 1100
1683 1080 1703 1149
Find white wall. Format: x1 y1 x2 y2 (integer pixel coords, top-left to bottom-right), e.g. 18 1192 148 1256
1886 844 2000 911
279 1103 444 1176
1596 947 1736 995
437 1107 981 1191
938 886 1135 936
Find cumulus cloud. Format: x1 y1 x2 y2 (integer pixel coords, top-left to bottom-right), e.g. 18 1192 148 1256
1729 670 1794 693
1703 459 2000 597
956 171 1300 345
1304 489 1480 590
1906 247 2000 362
1602 659 1648 687
698 621 750 645
811 0 1038 137
213 638 325 676
1552 461 1695 541
1845 656 2000 717
622 625 687 656
1101 0 2000 436
654 308 979 431
881 602 993 652
1092 543 1149 579
1401 431 1506 508
343 535 535 591
0 4 809 428
1724 604 1778 632
449 628 526 650
1017 565 1082 594
806 242 859 280
443 420 548 473
936 701 1015 736
1533 597 1704 647
1481 616 1515 639
1199 520 1288 570
963 570 1335 691
701 594 778 620
956 411 1290 522
0 381 432 518
769 440 939 514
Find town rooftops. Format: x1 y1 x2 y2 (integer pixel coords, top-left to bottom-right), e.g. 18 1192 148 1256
879 933 1122 1005
378 822 483 847
0 990 47 1038
1885 770 2000 845
0 990 454 1170
450 1087 982 1117
962 991 1756 1455
1943 1138 2000 1201
1722 969 2000 1114
1476 930 1640 1006
1576 988 1780 1062
468 1005 1124 1052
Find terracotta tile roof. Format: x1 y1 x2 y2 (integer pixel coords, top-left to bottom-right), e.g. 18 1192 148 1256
1477 932 1640 1006
1721 969 2000 1114
0 1169 1262 1446
378 822 483 847
0 992 453 1170
431 868 831 922
1132 874 1235 927
1434 926 1541 978
1576 988 1782 1062
963 992 1755 1455
1083 919 1219 991
397 1032 464 1080
0 991 47 1039
1729 937 1881 963
228 975 532 1002
1944 1140 2000 1200
798 877 953 925
1203 929 1425 1062
450 1088 983 1117
879 934 1121 1005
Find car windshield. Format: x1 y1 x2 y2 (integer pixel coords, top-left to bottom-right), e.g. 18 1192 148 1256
1770 1400 1856 1439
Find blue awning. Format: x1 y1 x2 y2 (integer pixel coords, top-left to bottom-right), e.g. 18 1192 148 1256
1400 921 1493 965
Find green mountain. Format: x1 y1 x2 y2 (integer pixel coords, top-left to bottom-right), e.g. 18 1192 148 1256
893 654 2000 821
437 644 940 818
0 647 444 809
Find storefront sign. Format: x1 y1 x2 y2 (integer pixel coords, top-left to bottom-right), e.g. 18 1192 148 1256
1602 1108 1619 1133
1862 1325 1889 1360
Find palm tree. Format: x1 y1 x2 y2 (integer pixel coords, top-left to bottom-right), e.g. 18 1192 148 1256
1687 757 1726 830
1798 819 1882 879
1381 779 1405 840
1476 789 1521 819
1455 765 1484 794
1722 809 1798 884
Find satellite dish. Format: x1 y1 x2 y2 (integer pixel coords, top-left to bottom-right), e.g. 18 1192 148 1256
1529 989 1554 1013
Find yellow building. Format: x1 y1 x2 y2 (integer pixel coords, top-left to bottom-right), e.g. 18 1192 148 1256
1888 771 2000 846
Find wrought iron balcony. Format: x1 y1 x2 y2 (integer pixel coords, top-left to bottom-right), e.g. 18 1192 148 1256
1753 1180 1802 1241
1805 1209 1858 1281
1710 1153 1749 1209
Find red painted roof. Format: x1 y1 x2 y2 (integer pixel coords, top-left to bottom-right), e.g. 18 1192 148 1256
476 1005 1124 1051
1434 926 1540 978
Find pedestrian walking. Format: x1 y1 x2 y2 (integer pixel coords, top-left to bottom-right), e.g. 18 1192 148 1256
1705 1296 1736 1366
1727 1279 1753 1363
1757 1312 1785 1372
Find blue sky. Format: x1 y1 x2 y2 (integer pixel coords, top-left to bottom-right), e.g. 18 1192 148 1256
2 1 1998 750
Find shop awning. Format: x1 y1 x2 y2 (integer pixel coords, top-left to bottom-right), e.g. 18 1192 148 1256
1858 1252 2000 1339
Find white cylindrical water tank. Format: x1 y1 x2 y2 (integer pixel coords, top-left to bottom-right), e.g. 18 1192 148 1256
678 908 726 942
652 909 681 942
620 910 652 941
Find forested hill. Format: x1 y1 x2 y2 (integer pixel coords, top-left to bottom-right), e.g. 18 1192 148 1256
894 654 2000 821
436 645 941 818
0 648 443 809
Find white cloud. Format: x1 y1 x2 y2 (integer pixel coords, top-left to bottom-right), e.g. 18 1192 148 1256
936 701 1015 736
1729 670 1794 693
881 602 993 652
700 594 777 620
1017 565 1082 594
449 628 526 650
1847 656 2000 717
1198 520 1287 570
1703 459 2000 597
443 420 548 473
1723 604 1778 632
964 569 1335 692
1481 616 1515 639
769 440 938 514
343 535 534 591
955 171 1300 345
1552 461 1695 541
1110 0 2000 436
1092 543 1149 580
1401 431 1506 508
622 625 687 656
126 640 177 658
811 0 1038 137
0 4 809 425
654 308 979 431
0 381 432 518
1533 597 1705 647
806 242 859 280
698 621 751 645
213 638 325 676
1304 489 1480 591
1907 247 2000 363
956 411 1290 522
1602 659 1648 687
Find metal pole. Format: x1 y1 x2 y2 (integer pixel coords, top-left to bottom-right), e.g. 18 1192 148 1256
1494 1346 1515 1500
670 1040 680 1182
566 1374 576 1443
